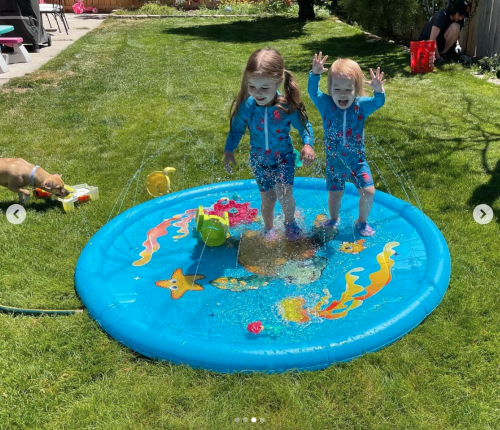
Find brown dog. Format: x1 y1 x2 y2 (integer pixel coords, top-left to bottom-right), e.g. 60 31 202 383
0 158 70 205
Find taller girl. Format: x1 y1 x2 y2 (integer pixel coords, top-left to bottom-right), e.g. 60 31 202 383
224 47 315 242
308 53 386 236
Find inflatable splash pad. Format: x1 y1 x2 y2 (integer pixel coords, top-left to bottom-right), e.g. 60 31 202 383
75 178 451 373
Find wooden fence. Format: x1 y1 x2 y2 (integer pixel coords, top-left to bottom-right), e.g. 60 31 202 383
61 0 215 12
461 0 499 58
62 0 141 12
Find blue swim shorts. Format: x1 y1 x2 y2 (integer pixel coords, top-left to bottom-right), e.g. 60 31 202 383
326 161 374 191
250 151 296 192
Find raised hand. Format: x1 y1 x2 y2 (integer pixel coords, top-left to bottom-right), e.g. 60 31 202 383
312 52 329 75
365 67 386 93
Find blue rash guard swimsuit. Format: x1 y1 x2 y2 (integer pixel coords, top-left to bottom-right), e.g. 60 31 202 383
225 94 313 192
308 71 385 191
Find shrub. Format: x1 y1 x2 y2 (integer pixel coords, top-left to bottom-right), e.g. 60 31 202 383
477 55 500 79
264 0 291 14
338 0 424 38
218 0 267 15
135 1 178 14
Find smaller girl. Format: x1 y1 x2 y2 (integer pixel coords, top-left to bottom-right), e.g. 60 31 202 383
224 47 315 242
308 53 386 236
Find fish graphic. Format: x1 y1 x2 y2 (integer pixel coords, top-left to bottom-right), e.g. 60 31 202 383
339 240 366 255
210 274 271 292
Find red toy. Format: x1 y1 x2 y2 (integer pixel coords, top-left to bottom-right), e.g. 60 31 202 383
247 321 283 335
33 188 51 198
72 0 98 14
247 321 263 334
206 198 258 227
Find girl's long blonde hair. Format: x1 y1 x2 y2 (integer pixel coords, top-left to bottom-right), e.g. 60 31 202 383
327 58 366 97
230 47 309 129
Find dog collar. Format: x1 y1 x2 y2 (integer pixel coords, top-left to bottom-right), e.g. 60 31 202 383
29 165 39 188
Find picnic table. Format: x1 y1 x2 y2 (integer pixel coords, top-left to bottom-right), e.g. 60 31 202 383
0 25 31 73
0 25 14 73
0 25 14 36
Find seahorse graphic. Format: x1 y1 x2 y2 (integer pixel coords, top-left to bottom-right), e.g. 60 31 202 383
279 242 400 323
133 209 196 266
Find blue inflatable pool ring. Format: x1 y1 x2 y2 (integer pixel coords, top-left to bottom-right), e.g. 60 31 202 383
75 178 451 373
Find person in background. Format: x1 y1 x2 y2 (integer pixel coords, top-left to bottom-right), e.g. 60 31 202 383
418 0 472 65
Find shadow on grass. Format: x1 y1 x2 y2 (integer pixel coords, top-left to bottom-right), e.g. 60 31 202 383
163 16 307 43
0 200 58 215
366 94 500 223
166 18 411 78
468 159 500 223
368 88 500 167
460 96 500 224
299 33 410 78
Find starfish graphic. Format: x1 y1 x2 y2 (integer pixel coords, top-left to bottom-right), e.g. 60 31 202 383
155 268 205 299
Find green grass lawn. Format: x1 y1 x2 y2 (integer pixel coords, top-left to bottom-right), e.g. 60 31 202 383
1 16 500 429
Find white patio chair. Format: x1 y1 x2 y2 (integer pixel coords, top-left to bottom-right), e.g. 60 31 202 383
39 0 69 35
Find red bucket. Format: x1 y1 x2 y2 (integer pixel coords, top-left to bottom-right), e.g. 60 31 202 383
410 40 436 74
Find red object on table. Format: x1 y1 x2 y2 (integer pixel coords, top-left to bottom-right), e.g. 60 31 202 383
33 188 51 198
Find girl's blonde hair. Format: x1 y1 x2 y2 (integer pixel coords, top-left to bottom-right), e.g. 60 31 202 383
327 58 366 97
230 47 309 129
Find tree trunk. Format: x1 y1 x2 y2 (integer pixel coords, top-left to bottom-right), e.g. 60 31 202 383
298 0 316 21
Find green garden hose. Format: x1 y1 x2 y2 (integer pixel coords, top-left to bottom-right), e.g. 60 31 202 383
0 303 83 316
